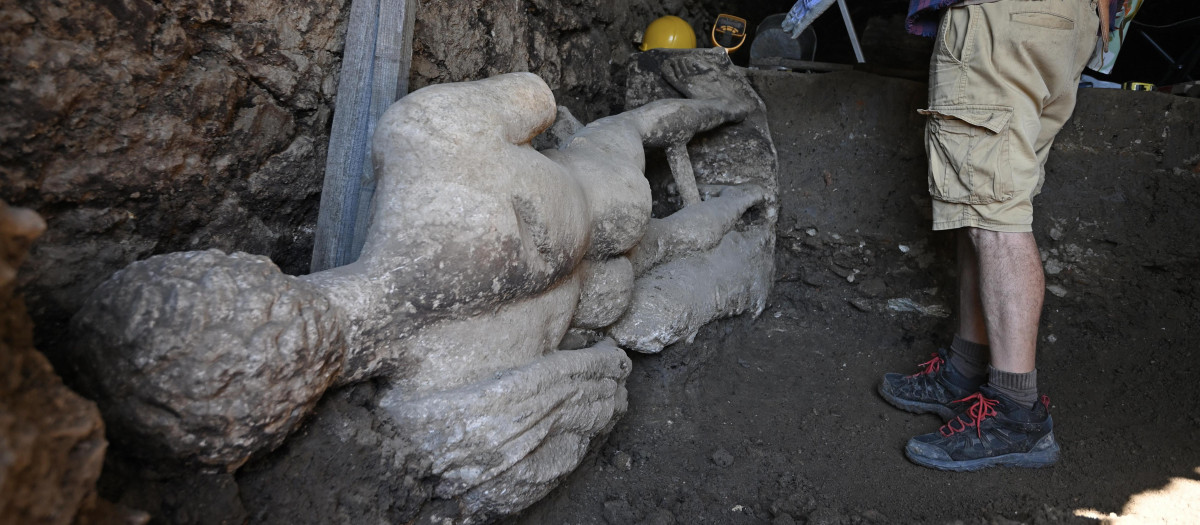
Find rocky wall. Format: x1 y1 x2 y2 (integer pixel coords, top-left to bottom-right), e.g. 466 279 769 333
1 0 354 360
0 202 147 525
410 0 735 123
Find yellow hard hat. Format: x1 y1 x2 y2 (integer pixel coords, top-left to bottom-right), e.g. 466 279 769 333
640 16 696 51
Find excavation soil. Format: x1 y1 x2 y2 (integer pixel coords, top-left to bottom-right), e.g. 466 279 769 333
509 71 1200 524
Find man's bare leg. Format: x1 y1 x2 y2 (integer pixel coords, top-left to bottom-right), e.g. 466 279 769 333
957 229 988 345
967 228 1042 375
945 230 992 383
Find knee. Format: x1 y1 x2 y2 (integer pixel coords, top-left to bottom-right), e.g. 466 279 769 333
964 228 1040 259
964 227 1001 250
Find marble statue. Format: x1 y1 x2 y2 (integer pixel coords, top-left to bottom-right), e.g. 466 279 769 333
69 49 777 523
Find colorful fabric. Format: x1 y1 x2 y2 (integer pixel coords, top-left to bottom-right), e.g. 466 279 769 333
781 0 839 38
907 0 1127 37
1087 0 1144 73
907 0 964 37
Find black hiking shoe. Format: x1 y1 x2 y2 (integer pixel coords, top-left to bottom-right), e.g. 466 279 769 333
878 350 981 421
904 386 1060 472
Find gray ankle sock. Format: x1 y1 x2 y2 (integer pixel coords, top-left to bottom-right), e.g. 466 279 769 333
948 335 989 380
987 366 1038 409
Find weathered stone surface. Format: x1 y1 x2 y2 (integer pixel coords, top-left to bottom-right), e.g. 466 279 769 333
238 343 629 525
572 258 636 329
71 51 777 523
612 228 775 353
0 201 146 525
611 48 780 352
68 250 347 469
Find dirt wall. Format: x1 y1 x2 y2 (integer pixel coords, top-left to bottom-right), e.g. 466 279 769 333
1 0 354 360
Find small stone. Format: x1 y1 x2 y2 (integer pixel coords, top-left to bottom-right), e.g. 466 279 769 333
711 448 734 468
611 450 633 471
1049 227 1064 241
849 298 872 312
1046 334 1058 343
898 244 910 253
806 228 818 237
858 278 886 298
1046 284 1068 297
829 265 854 279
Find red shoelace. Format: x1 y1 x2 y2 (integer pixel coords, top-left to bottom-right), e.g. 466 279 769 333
907 353 944 378
939 392 1000 438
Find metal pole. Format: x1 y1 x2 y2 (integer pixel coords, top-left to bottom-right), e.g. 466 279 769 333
837 0 865 63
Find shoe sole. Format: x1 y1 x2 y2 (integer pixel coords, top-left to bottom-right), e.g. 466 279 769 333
904 434 1061 472
876 380 957 421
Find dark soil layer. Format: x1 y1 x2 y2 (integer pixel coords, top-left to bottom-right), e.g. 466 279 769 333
509 71 1200 524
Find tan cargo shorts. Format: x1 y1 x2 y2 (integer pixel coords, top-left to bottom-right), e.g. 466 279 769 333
923 0 1101 232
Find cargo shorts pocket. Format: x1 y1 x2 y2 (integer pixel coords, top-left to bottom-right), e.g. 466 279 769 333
919 105 1015 204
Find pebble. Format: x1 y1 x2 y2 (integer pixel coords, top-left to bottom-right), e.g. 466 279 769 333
858 278 886 298
711 448 734 467
611 450 632 471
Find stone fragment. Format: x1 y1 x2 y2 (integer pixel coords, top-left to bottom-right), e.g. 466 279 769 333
858 278 887 298
849 298 873 312
611 450 634 471
886 298 951 318
711 447 734 467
